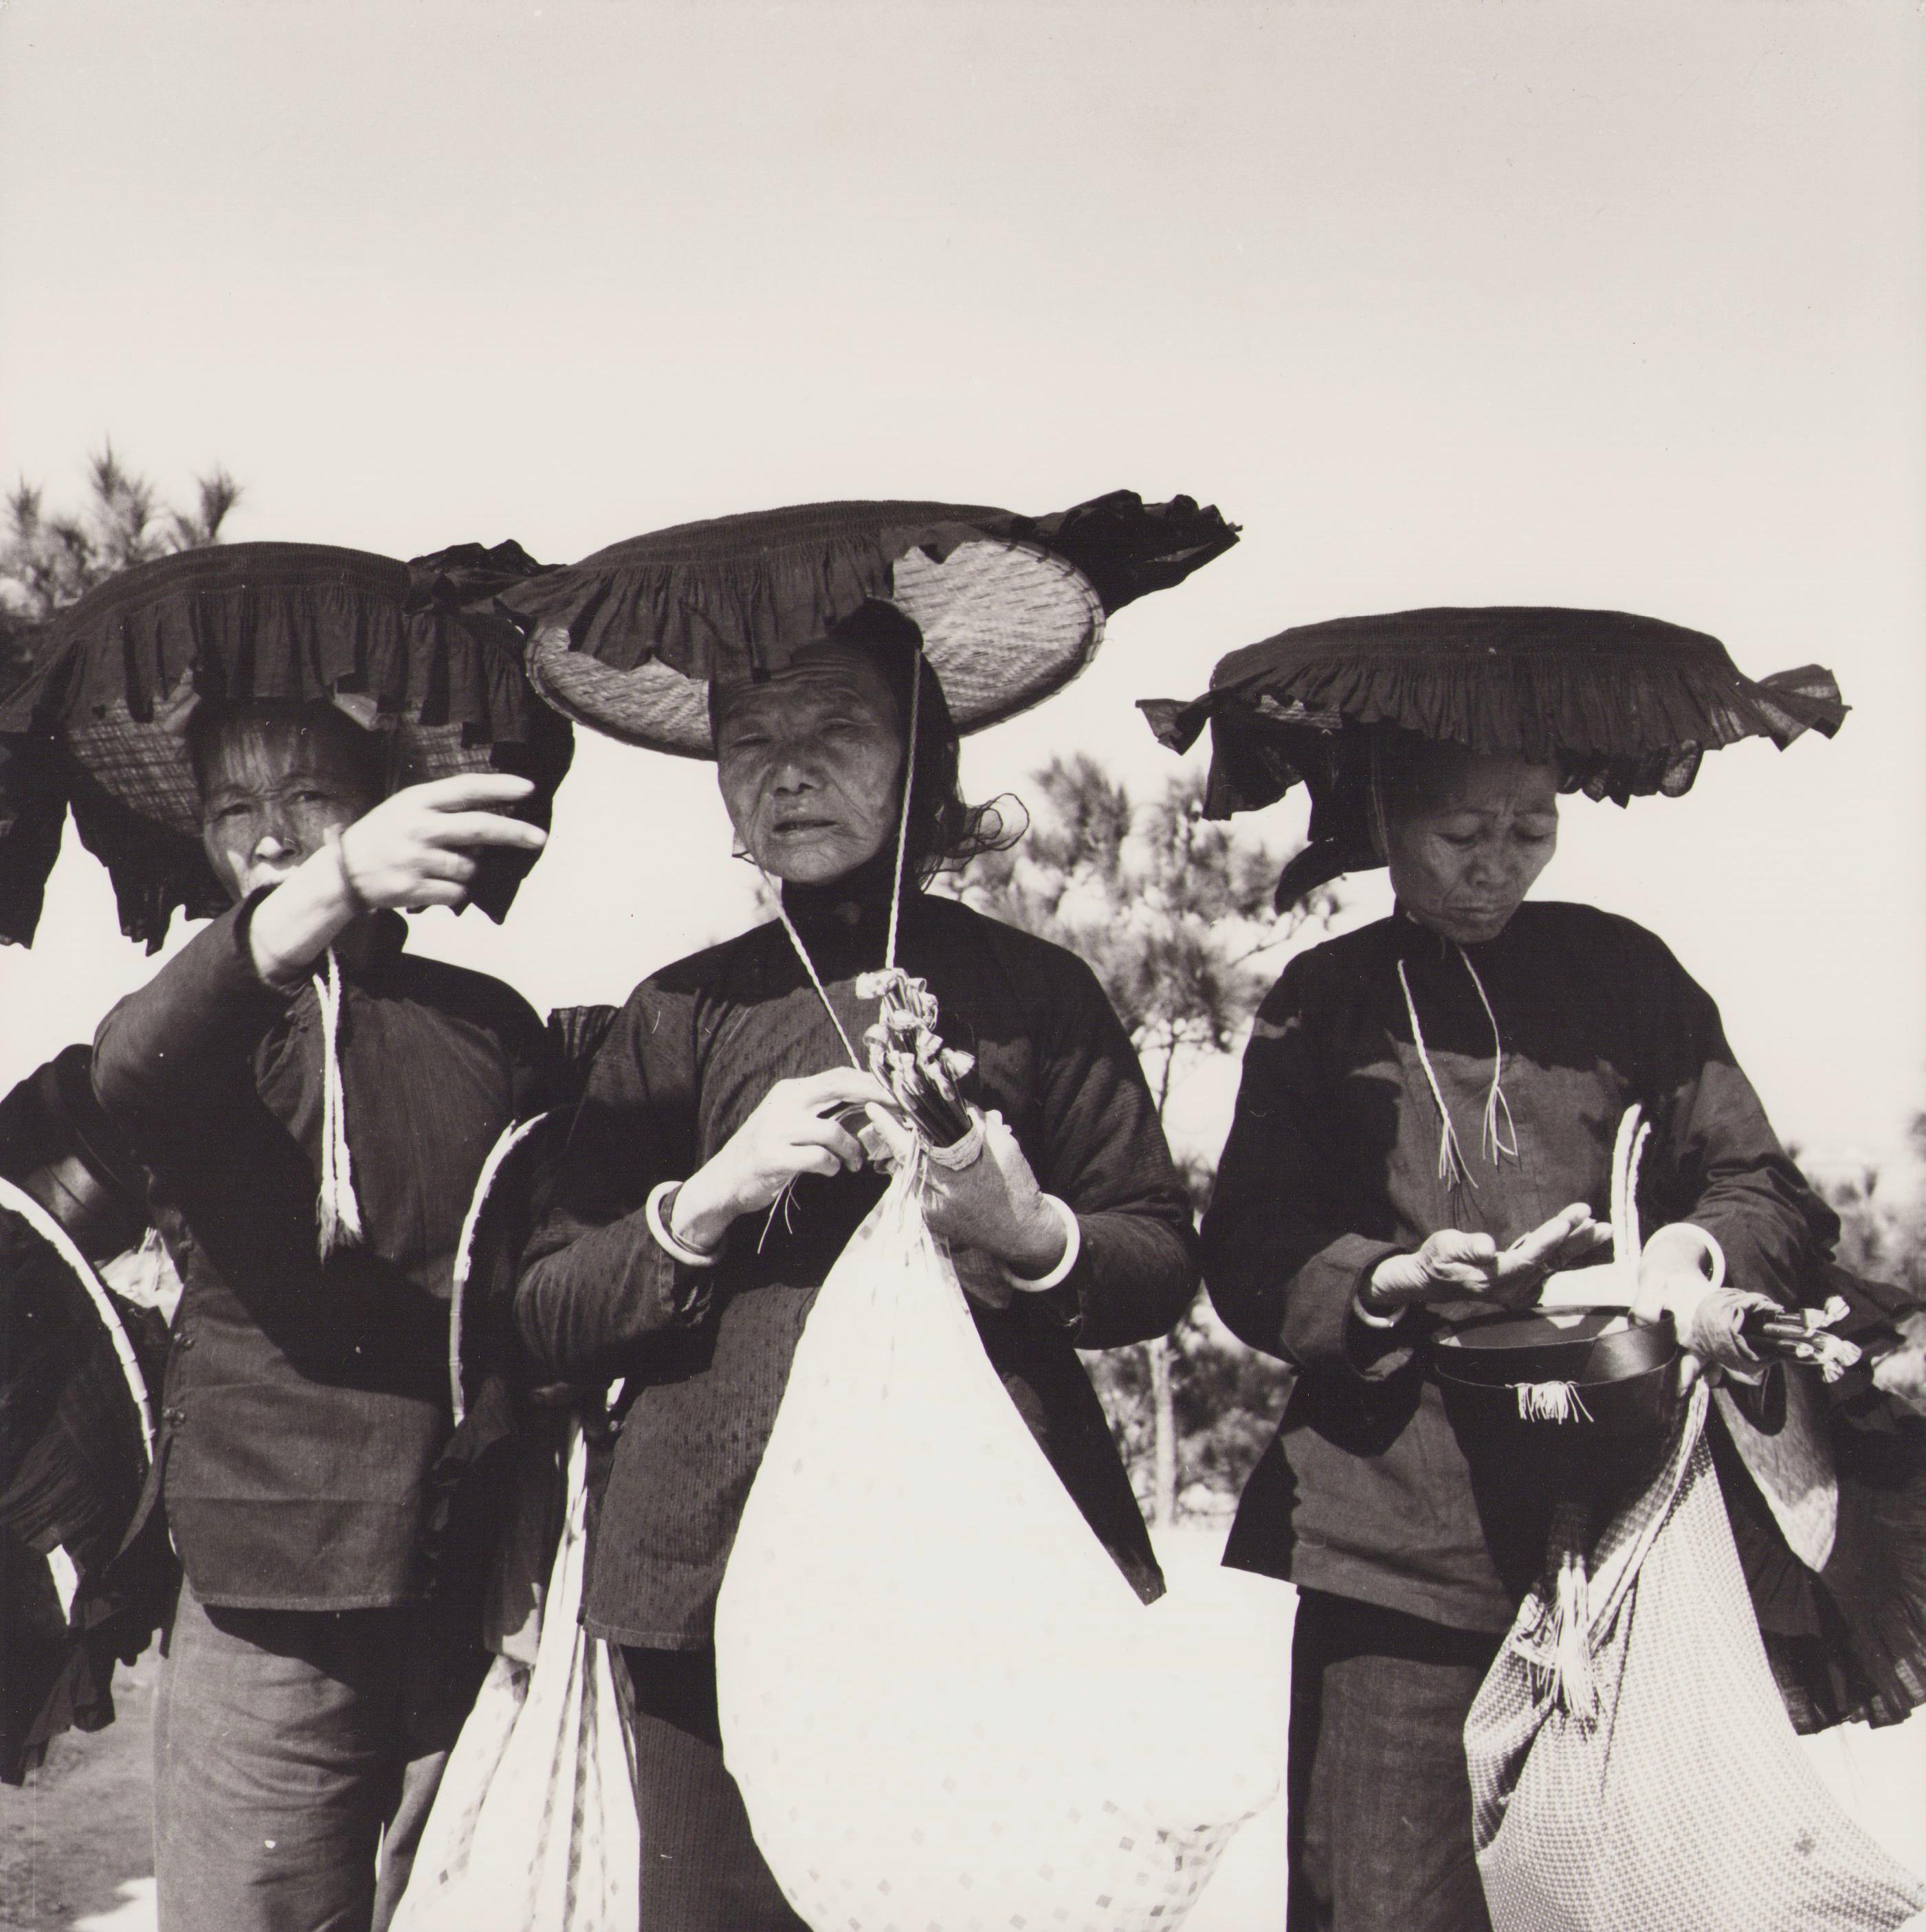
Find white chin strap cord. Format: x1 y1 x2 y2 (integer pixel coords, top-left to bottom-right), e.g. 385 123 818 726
763 650 924 1072
1397 942 1518 1195
751 657 927 1245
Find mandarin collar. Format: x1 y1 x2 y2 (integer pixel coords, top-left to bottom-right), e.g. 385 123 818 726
778 848 922 952
1393 901 1523 963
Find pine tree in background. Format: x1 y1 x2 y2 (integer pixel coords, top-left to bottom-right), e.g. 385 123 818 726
1 445 241 693
955 753 1338 1524
1805 1112 1926 1298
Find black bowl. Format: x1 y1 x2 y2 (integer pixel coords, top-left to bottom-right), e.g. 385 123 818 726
1433 1308 1681 1443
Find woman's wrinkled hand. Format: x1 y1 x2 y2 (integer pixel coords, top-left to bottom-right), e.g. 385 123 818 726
1668 1287 1777 1390
949 1247 1020 1311
669 1068 891 1256
336 774 548 911
1367 1203 1610 1316
867 1105 1068 1289
1630 1222 1771 1390
249 775 549 985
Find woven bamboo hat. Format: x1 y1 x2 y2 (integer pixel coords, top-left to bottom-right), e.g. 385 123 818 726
0 541 574 948
0 1045 147 1263
1140 606 1847 907
497 491 1239 757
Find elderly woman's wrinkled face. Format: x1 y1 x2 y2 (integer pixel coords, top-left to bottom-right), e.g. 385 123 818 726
1384 746 1560 944
713 648 906 885
199 718 381 904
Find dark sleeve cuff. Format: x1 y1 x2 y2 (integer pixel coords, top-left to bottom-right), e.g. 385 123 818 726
1280 1236 1416 1379
199 889 294 1004
1029 1276 1087 1333
229 887 287 985
92 893 291 1130
1343 1286 1424 1379
637 1208 716 1328
513 1197 716 1381
1032 1206 1200 1350
1681 1210 1795 1311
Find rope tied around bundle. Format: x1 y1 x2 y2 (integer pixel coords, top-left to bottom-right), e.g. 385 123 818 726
1750 1293 1862 1383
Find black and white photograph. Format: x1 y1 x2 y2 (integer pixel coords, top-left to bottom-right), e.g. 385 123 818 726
1 4 1923 1929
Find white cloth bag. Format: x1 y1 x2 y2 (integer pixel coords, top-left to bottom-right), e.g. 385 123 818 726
716 1169 1279 1932
391 1425 640 1932
1465 1385 1926 1932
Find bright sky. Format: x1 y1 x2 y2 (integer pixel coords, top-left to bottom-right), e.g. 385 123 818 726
2 1 1921 1183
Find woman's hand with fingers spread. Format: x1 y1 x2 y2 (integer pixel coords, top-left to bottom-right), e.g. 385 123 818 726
669 1068 892 1256
1498 1205 1615 1296
1366 1203 1611 1317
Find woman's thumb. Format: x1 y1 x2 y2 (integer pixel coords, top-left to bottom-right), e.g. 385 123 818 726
863 1102 916 1167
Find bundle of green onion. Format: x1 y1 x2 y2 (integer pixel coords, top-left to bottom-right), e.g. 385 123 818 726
1740 1295 1863 1381
856 970 976 1153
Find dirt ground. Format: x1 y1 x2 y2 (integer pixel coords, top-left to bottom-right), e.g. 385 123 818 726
0 1529 1291 1932
3 1530 1923 1932
0 1650 158 1932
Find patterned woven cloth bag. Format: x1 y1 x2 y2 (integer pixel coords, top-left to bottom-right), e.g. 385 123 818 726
1465 1384 1926 1932
714 1168 1280 1932
391 1425 640 1932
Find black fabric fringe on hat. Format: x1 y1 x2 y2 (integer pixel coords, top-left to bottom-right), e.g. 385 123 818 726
0 541 573 950
1138 606 1847 911
1 541 557 734
500 492 1237 679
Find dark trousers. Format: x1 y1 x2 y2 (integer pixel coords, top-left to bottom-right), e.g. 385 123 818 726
1287 1589 1504 1932
620 1645 808 1932
153 1579 467 1932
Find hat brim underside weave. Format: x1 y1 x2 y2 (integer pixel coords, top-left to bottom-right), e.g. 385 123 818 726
525 537 1104 756
0 542 571 948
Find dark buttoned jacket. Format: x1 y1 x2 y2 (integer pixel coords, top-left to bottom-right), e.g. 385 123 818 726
1204 902 1837 1634
93 898 551 1610
517 876 1200 1651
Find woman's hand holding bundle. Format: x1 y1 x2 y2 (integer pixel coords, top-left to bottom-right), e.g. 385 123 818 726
865 1104 1070 1302
667 1069 890 1257
1631 1221 1772 1388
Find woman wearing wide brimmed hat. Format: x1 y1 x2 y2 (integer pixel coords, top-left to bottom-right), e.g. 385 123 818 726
507 491 1237 1929
0 537 573 950
1144 607 1925 1931
1 540 571 1932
